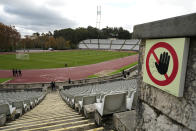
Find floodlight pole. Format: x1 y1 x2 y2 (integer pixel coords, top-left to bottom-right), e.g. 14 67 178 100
96 6 101 29
96 5 101 49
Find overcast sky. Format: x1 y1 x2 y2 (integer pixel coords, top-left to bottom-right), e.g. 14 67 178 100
0 0 196 36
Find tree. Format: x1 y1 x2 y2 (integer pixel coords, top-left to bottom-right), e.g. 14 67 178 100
16 26 132 51
87 26 99 39
45 37 56 49
118 27 130 39
0 23 21 51
33 32 40 37
56 37 67 49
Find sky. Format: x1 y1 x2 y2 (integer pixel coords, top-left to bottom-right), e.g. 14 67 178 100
0 0 196 37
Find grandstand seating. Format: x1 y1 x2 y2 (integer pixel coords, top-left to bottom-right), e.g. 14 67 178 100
99 44 110 49
78 39 140 51
111 44 122 49
85 44 98 49
0 92 104 130
0 90 46 126
126 90 136 110
78 43 87 48
121 44 135 50
0 78 137 129
99 39 111 44
78 95 97 113
60 79 137 129
133 45 139 50
60 79 137 113
95 92 127 116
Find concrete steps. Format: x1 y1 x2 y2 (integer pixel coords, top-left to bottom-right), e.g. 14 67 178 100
0 92 103 131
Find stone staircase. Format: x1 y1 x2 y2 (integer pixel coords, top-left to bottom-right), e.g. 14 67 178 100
0 92 104 131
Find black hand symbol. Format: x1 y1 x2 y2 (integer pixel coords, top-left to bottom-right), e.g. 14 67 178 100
155 52 170 75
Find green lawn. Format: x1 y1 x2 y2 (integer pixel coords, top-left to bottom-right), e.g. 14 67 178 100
0 50 137 69
87 74 99 78
0 78 12 83
88 62 138 78
108 62 138 75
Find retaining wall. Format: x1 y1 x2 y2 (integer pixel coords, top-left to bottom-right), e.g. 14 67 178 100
133 13 196 131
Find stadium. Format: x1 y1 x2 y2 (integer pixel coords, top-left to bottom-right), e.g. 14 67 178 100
0 11 196 131
0 35 139 130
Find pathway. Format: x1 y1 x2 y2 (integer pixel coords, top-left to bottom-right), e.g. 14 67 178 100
0 92 103 131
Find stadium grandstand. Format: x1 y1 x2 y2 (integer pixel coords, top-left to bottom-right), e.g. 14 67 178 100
60 79 137 113
78 39 140 51
0 89 46 126
59 78 138 130
0 68 138 130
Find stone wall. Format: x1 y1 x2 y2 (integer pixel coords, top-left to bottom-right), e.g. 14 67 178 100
133 13 196 131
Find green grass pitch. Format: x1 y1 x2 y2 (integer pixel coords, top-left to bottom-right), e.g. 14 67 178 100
0 50 137 70
0 78 12 83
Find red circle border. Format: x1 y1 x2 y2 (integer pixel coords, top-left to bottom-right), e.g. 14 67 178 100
146 42 178 86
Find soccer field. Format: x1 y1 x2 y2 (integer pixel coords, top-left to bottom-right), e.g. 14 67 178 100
0 50 137 70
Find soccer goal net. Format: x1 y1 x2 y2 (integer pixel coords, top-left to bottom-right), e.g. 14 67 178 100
16 53 30 60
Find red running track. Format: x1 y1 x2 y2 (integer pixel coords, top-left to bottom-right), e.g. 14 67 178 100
0 55 138 84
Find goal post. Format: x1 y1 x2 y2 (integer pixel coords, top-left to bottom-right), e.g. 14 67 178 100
16 53 29 60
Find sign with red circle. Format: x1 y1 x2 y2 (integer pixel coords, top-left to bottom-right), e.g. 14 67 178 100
143 38 189 97
146 42 178 86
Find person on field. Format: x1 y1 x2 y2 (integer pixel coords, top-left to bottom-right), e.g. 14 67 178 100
122 70 125 75
122 70 126 78
50 81 53 91
50 81 55 91
53 81 56 90
15 69 18 77
18 69 22 77
68 78 71 84
14 69 17 77
12 69 15 77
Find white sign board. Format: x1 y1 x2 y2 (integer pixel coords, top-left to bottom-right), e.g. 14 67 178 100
143 38 189 97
